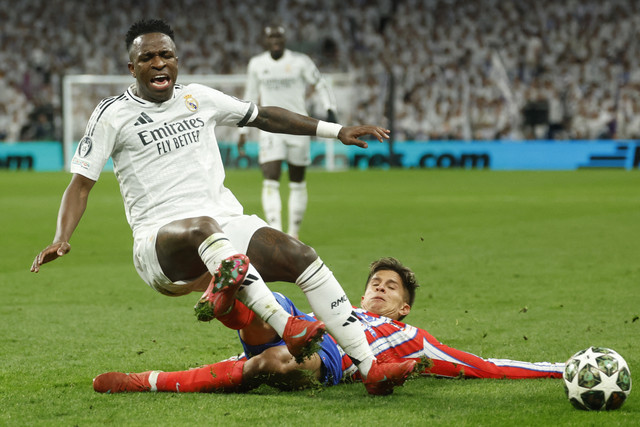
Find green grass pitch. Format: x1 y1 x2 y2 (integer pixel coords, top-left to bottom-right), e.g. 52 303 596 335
1 168 639 426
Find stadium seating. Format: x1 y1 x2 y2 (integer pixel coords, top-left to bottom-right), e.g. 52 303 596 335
1 0 638 142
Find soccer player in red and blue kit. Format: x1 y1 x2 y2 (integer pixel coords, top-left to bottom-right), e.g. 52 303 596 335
94 257 563 394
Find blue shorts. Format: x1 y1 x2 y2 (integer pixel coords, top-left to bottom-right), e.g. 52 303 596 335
238 292 343 386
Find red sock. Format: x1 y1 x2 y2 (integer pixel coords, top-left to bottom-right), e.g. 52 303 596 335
155 360 245 393
217 300 255 330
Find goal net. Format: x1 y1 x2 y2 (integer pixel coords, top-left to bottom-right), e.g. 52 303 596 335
62 73 356 172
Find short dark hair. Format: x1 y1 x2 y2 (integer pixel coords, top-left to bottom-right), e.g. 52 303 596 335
365 257 419 310
125 19 175 51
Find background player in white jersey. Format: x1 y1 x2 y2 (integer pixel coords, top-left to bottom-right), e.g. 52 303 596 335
238 23 338 239
94 257 564 394
29 18 414 395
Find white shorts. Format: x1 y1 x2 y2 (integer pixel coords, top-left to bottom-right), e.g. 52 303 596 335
133 214 269 296
258 132 311 166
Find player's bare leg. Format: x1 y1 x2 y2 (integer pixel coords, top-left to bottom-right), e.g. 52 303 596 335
155 217 252 321
155 216 226 282
242 346 324 391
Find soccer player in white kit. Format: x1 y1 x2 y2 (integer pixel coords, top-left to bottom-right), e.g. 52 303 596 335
29 19 414 395
238 24 338 239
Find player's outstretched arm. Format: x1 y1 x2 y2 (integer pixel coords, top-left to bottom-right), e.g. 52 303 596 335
249 106 322 135
248 106 389 148
30 174 95 273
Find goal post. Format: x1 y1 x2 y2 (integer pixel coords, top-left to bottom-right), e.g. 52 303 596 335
62 73 356 172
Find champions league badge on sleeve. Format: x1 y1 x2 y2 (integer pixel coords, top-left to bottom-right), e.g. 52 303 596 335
184 94 199 112
78 136 93 157
71 136 93 170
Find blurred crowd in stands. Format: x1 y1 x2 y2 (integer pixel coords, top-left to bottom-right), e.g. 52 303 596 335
2 0 639 143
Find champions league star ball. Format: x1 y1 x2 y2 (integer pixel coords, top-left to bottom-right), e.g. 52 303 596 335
563 346 632 411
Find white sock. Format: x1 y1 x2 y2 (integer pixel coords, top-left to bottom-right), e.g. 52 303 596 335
288 181 307 238
296 258 375 377
197 233 238 275
261 179 282 231
236 264 290 335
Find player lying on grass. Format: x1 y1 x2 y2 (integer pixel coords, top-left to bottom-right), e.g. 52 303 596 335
94 257 564 393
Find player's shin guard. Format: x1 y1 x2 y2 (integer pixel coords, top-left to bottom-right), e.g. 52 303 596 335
287 181 307 238
262 179 282 231
156 360 245 393
198 233 240 275
296 257 375 377
216 300 255 330
235 264 289 335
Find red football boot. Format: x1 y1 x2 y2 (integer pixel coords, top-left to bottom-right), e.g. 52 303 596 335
93 371 155 393
194 254 250 322
363 359 417 396
282 315 326 363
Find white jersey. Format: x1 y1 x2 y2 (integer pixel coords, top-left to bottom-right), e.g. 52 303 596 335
244 49 335 115
70 83 257 240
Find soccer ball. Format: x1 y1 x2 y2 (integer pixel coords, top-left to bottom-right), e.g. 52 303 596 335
563 346 632 411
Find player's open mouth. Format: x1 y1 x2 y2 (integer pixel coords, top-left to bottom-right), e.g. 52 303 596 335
150 75 171 90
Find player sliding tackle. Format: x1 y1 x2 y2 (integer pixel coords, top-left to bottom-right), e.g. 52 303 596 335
30 19 416 395
94 258 564 394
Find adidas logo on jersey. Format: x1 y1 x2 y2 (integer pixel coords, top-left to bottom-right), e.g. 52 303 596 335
134 112 154 126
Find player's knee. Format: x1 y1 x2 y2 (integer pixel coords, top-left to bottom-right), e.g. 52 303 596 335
284 239 318 276
186 216 223 242
248 228 317 280
296 241 317 265
250 351 297 376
